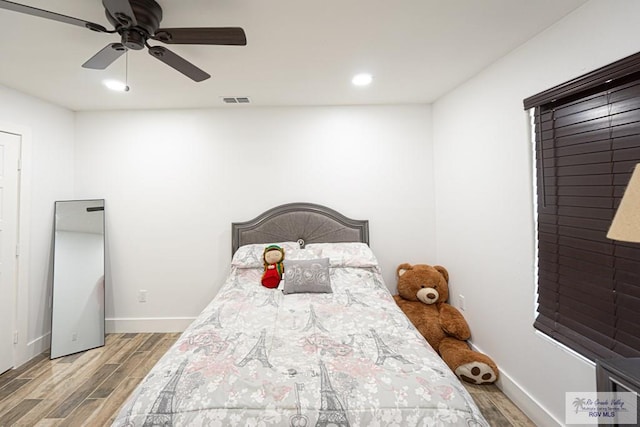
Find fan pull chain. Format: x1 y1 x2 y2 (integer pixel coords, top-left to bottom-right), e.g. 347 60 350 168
124 50 130 92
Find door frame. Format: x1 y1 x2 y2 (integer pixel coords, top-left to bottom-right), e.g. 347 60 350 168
0 122 32 369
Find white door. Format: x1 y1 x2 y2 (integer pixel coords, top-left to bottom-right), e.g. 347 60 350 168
0 131 20 375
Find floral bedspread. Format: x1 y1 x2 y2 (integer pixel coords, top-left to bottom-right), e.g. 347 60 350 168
112 264 488 426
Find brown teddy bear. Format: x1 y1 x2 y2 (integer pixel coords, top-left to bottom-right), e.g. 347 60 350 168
393 263 499 385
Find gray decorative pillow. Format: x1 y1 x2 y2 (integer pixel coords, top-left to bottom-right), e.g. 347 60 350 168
283 258 332 294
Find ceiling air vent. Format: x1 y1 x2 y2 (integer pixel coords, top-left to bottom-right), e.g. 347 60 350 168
222 97 251 104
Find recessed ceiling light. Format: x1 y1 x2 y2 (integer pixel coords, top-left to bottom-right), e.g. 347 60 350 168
103 79 130 92
352 73 373 86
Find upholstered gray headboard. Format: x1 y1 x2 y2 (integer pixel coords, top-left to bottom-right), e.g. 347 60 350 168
231 202 369 255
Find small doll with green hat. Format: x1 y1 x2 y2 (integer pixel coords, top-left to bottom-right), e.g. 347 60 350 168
261 245 285 288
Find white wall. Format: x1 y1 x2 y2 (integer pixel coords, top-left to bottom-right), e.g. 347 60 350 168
432 1 640 425
74 105 435 331
0 85 75 365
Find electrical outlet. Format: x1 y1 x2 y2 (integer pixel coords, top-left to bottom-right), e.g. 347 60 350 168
138 290 147 303
459 294 466 311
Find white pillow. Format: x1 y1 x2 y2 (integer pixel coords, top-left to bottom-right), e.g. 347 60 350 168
286 248 320 261
305 242 378 267
231 242 300 268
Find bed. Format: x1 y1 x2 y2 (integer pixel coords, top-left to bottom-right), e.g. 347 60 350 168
112 203 489 426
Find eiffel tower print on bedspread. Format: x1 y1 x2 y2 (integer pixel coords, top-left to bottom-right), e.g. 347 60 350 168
302 304 328 333
142 358 189 427
370 329 412 366
315 361 350 427
236 328 273 368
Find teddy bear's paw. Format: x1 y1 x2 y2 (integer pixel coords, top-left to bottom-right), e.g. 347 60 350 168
455 362 497 385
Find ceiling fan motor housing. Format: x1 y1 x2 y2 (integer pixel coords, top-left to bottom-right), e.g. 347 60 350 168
106 0 162 50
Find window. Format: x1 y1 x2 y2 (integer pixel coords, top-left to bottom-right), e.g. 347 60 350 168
524 52 640 361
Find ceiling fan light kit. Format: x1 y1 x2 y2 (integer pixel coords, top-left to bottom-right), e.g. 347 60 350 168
103 79 129 92
0 0 247 82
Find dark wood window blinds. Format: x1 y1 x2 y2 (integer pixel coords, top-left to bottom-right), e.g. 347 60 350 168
524 52 640 361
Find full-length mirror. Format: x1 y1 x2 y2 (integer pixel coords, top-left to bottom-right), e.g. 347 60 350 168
51 199 105 359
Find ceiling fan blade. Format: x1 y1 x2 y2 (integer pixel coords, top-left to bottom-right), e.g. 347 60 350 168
148 46 210 82
153 27 246 46
82 43 127 69
102 0 137 27
0 0 108 32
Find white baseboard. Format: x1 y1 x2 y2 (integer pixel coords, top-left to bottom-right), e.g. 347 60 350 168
13 319 194 368
106 317 196 333
17 332 51 367
468 341 563 427
496 365 563 427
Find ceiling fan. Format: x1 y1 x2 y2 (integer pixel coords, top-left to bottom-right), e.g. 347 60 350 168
0 0 247 82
